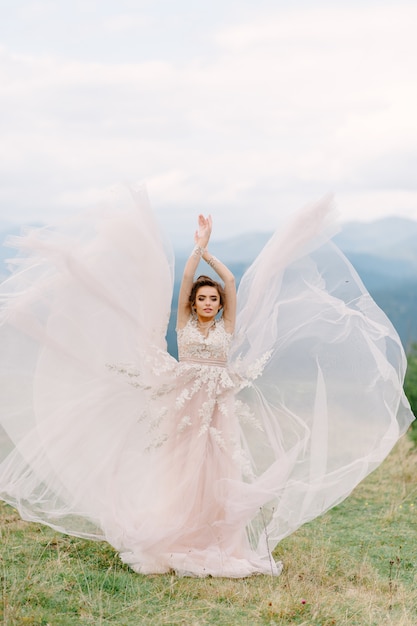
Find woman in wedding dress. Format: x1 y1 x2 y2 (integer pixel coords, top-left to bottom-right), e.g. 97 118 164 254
0 186 414 577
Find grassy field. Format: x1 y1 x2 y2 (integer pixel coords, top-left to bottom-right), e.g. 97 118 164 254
1 436 416 626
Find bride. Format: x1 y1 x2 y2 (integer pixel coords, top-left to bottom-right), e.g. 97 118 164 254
0 186 413 577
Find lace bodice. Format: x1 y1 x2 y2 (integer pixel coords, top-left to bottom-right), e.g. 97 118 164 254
177 317 232 364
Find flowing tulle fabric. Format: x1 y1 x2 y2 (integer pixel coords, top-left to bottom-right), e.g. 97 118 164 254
0 186 413 577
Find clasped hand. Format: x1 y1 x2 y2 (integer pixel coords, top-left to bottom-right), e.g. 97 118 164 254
194 214 212 249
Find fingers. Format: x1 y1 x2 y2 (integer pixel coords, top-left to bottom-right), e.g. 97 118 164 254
197 214 212 228
195 214 212 247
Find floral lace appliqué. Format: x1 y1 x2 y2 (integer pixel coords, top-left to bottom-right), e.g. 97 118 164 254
177 317 232 363
105 315 266 462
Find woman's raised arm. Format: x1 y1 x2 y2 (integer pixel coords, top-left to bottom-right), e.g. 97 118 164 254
177 215 212 330
176 214 236 334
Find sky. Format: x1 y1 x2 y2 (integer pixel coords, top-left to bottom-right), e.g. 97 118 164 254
1 0 416 242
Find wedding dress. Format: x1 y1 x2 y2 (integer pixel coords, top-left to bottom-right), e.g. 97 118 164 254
0 186 413 577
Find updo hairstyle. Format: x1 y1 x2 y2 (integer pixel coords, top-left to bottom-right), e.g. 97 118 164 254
189 275 225 312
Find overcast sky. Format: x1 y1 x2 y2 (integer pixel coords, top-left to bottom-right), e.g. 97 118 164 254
1 0 416 242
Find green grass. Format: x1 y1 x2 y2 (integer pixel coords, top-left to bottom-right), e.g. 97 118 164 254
1 436 416 626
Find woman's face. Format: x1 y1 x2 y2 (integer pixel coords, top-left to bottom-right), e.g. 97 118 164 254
194 286 221 320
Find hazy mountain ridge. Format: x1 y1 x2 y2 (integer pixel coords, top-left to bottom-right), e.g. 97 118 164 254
173 217 417 350
174 216 417 284
1 217 417 351
333 216 417 251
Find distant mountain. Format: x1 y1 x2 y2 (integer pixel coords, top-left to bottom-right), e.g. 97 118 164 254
171 217 417 353
331 218 417 349
333 218 417 288
209 232 272 263
174 216 417 286
0 226 22 281
334 217 417 261
1 216 417 354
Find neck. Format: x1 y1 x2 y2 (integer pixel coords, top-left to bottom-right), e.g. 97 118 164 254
196 317 216 327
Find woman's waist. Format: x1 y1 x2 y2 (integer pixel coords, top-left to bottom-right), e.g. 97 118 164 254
178 356 228 368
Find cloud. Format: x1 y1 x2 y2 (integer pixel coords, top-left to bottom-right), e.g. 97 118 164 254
0 1 416 235
99 13 152 33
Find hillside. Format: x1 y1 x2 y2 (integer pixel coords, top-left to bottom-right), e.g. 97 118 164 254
2 437 416 624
